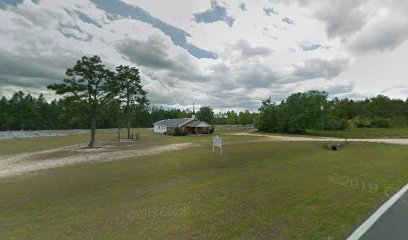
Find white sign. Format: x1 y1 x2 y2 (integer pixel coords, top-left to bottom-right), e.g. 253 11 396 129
213 135 222 155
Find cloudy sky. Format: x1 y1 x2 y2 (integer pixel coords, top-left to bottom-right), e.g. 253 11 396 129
1 0 408 111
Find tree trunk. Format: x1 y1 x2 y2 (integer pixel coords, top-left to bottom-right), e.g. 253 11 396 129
127 117 131 139
89 113 96 148
117 127 121 142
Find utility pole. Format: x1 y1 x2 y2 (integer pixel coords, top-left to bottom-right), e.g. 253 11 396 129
192 102 195 118
321 105 324 131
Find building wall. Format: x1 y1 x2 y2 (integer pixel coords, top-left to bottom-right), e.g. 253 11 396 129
154 125 167 133
167 127 175 134
196 127 210 134
184 127 209 134
183 127 192 135
154 125 210 135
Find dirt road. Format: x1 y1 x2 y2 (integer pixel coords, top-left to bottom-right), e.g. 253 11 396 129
230 132 408 145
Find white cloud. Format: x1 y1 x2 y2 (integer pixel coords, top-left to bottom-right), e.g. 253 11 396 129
348 9 408 53
0 0 407 111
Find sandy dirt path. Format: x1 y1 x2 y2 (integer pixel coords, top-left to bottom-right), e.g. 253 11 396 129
0 143 198 179
230 132 408 145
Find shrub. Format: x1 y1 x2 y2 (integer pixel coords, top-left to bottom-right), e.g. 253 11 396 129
349 117 372 128
372 117 392 128
325 117 348 130
173 126 187 136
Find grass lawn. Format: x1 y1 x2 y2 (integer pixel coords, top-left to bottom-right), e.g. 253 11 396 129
0 130 116 156
1 129 408 239
306 127 408 139
0 129 198 156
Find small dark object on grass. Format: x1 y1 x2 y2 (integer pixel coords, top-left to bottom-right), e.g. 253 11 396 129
327 143 342 151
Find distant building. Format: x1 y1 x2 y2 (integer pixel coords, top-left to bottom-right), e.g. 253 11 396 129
153 118 211 135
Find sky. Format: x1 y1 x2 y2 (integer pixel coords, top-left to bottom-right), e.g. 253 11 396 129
0 0 408 111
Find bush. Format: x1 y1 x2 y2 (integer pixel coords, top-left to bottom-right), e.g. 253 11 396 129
391 116 408 127
254 107 280 133
372 117 392 128
209 125 215 134
325 117 348 130
357 118 372 128
173 126 187 136
349 117 372 128
348 117 392 128
166 127 187 136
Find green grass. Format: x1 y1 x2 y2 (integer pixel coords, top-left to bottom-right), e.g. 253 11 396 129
1 130 408 239
307 127 408 139
0 128 260 157
0 129 195 156
0 130 115 156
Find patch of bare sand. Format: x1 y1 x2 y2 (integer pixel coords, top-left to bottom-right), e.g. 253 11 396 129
229 132 408 145
0 143 197 178
229 132 336 141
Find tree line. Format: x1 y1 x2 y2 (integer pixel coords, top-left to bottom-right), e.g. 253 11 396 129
2 56 407 143
255 90 408 134
0 94 254 131
2 89 407 138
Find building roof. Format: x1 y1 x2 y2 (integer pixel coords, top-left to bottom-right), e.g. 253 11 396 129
186 120 211 128
154 118 195 128
154 118 211 128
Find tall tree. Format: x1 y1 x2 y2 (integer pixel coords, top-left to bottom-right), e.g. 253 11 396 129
279 90 328 133
256 91 328 134
47 55 111 147
0 96 12 130
110 65 148 139
238 110 254 125
226 111 238 125
196 106 214 125
254 98 280 132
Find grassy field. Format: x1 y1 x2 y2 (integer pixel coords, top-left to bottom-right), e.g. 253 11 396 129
1 129 408 239
0 130 124 156
306 127 408 139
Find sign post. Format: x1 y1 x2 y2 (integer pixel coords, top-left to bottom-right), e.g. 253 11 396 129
213 135 222 155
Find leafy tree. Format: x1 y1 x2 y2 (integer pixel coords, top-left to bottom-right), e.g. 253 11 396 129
226 111 238 125
35 94 50 129
47 55 111 147
0 96 13 130
99 97 121 130
214 112 227 125
7 91 38 130
132 104 151 127
59 98 89 129
3 88 408 132
254 98 280 132
238 110 254 125
47 100 65 129
110 65 148 138
196 106 214 125
256 91 328 134
284 91 327 132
